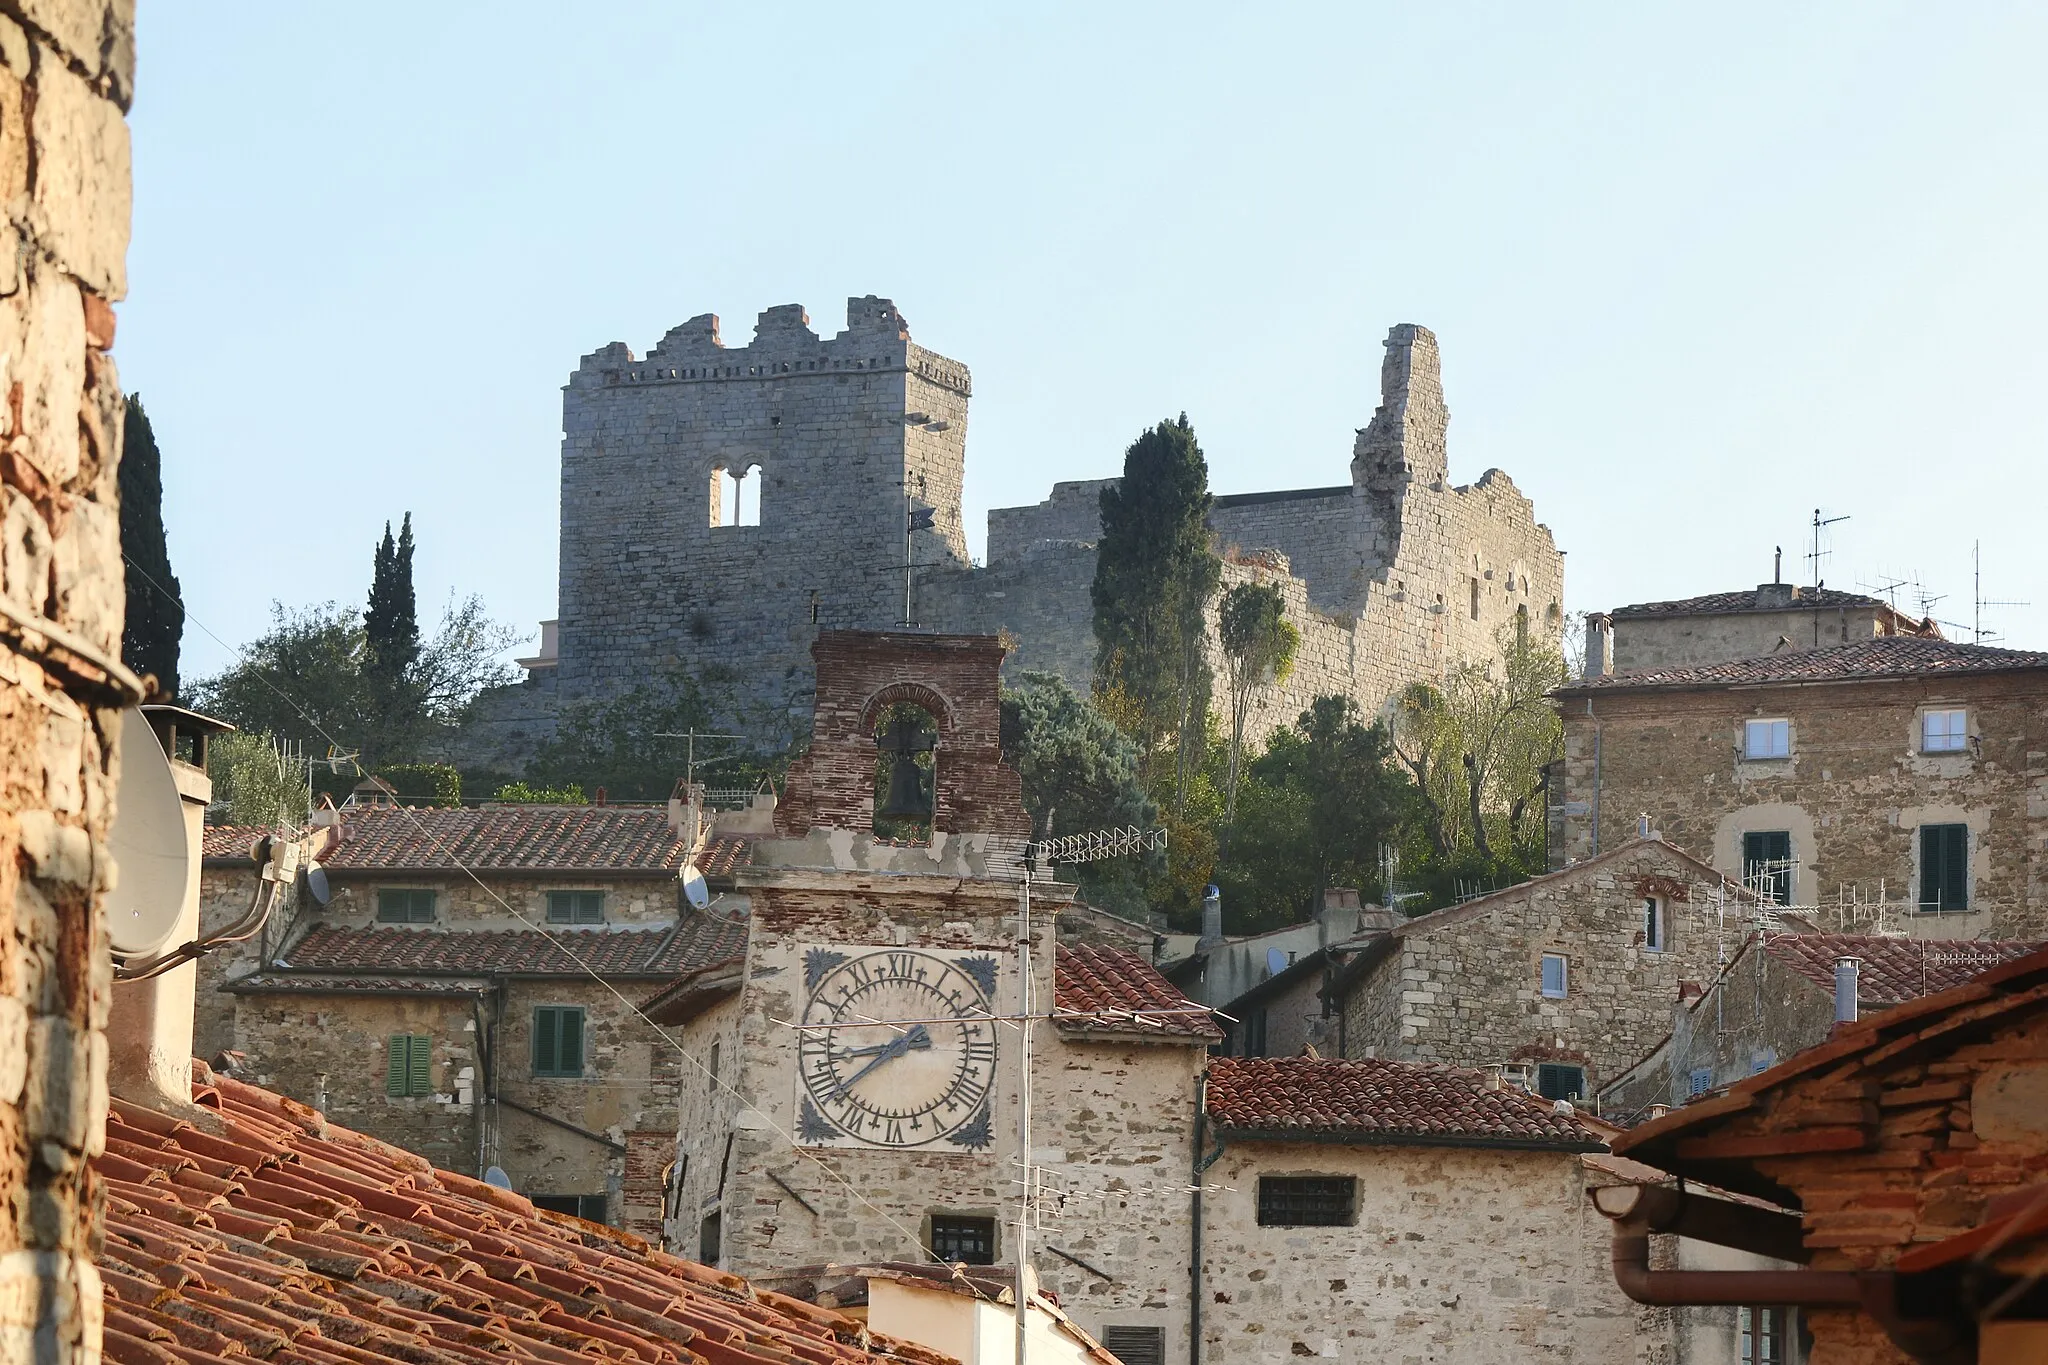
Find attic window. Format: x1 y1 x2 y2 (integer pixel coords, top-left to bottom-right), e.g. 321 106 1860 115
1921 708 1967 753
1743 719 1790 760
1536 1063 1584 1101
929 1214 996 1265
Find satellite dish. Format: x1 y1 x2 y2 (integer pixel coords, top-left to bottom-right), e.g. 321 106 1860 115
304 864 331 905
681 864 710 910
483 1166 513 1190
106 709 191 956
1266 947 1287 978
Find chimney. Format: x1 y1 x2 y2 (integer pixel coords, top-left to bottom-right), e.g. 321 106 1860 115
1584 613 1613 679
1834 957 1861 1025
1756 581 1797 610
1199 885 1223 947
668 780 705 850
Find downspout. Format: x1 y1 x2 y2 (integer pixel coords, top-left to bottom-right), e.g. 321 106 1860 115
1588 698 1602 855
1191 1070 1226 1365
470 993 492 1179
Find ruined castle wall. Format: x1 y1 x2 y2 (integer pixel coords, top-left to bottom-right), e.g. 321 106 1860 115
0 6 135 1360
918 543 1100 691
985 479 1111 565
556 299 971 720
1210 487 1366 613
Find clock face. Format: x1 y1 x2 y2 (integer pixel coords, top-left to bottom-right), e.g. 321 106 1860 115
795 947 999 1150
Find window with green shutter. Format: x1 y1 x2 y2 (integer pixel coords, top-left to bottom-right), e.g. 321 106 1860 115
533 1006 586 1077
377 888 437 923
546 890 604 925
385 1035 432 1096
1919 824 1969 912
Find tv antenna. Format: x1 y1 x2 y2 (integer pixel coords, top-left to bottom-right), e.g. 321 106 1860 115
1855 573 1915 610
1805 508 1849 591
1971 541 2028 645
652 729 746 790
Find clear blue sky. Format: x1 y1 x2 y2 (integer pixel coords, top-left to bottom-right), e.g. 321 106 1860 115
125 5 2048 677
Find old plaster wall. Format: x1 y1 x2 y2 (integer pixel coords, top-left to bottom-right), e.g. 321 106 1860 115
1612 604 1903 672
0 5 134 1360
667 993 744 1260
194 861 263 1060
1199 1142 1642 1363
317 872 681 931
1557 673 2048 938
1338 842 1734 1092
1032 1036 1202 1359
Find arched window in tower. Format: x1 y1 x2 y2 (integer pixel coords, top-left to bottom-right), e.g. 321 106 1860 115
1516 602 1530 648
708 463 765 528
873 702 938 840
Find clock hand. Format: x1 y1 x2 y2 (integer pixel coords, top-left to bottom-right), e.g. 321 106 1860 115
829 1025 931 1096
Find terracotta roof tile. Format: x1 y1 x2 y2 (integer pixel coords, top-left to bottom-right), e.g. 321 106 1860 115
1609 586 1890 618
1763 932 2043 1007
282 918 748 979
319 806 755 875
97 1068 945 1365
1053 944 1222 1040
1207 1055 1607 1149
1559 637 2048 692
202 825 270 862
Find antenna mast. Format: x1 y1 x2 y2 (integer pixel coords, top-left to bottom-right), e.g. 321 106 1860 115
1806 508 1849 591
1971 541 2029 644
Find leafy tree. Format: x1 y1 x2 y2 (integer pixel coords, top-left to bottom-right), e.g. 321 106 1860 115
1217 580 1299 823
206 730 311 827
1389 624 1563 899
1091 415 1220 815
493 781 587 804
375 763 461 806
1215 696 1411 931
525 661 789 803
118 395 184 696
1000 671 1159 918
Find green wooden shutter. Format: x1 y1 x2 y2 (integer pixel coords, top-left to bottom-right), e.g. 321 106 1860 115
386 1036 409 1096
560 1009 584 1076
534 1008 557 1075
408 1036 430 1095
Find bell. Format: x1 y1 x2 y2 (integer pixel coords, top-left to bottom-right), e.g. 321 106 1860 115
876 715 936 821
879 751 932 820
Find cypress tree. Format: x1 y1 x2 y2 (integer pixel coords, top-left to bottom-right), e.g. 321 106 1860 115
118 394 184 696
1090 415 1220 810
363 513 421 761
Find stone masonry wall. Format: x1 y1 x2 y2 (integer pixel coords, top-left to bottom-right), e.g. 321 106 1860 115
1556 671 2048 939
1199 1142 1646 1363
0 5 134 1362
1338 841 1737 1093
555 297 972 724
1612 604 1903 672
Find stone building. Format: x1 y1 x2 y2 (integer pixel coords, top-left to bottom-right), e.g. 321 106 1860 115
0 4 139 1360
202 802 753 1240
464 302 1565 766
1607 942 2048 1363
647 630 1222 1364
1553 637 2048 939
1605 581 1941 673
1329 837 1750 1102
1199 1056 1684 1363
1601 929 2042 1122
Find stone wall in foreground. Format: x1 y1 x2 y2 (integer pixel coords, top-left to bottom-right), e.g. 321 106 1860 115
0 4 135 1361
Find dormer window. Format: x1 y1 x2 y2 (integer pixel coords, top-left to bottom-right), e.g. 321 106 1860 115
1921 708 1968 753
1743 719 1790 760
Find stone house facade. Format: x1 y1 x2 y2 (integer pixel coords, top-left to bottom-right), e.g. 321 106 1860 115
1553 637 2048 939
1610 943 2048 1363
648 630 1221 1363
1200 1056 1683 1363
0 5 138 1361
1331 837 1750 1102
1601 930 2043 1122
1606 582 1941 673
204 802 750 1240
461 306 1565 766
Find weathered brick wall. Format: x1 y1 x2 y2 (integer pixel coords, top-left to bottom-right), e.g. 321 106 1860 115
1199 1142 1644 1362
1557 673 2048 938
774 631 1028 837
0 4 133 1360
1338 842 1735 1092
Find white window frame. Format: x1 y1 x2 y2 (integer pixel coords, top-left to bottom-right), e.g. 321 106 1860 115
1743 718 1790 760
1643 897 1665 952
1540 953 1569 999
1921 708 1968 754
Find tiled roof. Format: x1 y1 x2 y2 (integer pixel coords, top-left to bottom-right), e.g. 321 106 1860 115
202 825 270 862
1610 586 1889 618
1763 932 2043 1007
1053 944 1222 1040
97 1065 955 1365
226 974 493 997
282 917 749 979
319 805 755 875
1560 637 2048 692
1206 1056 1606 1150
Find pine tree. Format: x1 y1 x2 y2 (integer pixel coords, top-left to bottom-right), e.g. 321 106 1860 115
1090 415 1220 814
118 395 184 696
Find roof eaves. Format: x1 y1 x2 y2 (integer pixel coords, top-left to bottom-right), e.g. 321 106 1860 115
1210 1123 1606 1153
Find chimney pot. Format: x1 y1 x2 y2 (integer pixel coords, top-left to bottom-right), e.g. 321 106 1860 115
1834 956 1861 1024
1199 886 1223 947
1585 614 1613 679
